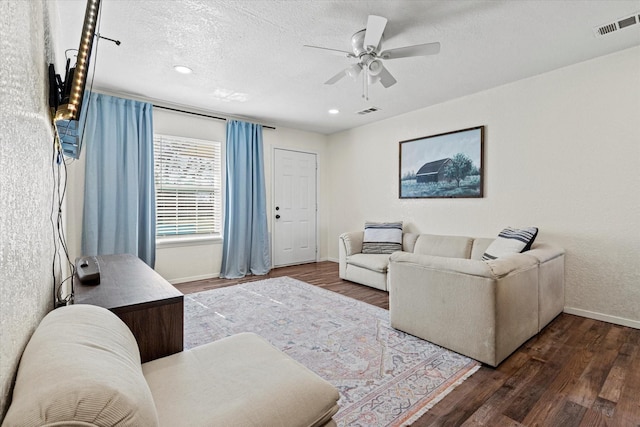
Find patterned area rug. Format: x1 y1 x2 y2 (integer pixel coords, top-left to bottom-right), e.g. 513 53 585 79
184 277 480 426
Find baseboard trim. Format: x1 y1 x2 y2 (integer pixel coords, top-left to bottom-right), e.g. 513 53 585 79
167 272 220 285
327 257 339 263
564 307 640 329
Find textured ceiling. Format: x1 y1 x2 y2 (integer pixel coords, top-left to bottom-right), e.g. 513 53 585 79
53 0 640 134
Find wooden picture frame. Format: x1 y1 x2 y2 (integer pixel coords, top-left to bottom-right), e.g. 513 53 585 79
399 126 484 199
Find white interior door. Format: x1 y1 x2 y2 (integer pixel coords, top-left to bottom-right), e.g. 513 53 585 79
273 149 317 267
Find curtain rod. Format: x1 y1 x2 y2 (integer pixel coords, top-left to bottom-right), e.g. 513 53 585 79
153 105 276 130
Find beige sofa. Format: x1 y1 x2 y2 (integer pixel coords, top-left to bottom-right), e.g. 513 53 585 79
388 233 565 367
339 231 419 290
2 304 339 427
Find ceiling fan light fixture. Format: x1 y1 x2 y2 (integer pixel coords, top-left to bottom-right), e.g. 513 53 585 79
346 63 362 79
368 59 383 76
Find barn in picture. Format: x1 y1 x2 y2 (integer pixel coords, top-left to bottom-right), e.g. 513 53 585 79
415 158 452 183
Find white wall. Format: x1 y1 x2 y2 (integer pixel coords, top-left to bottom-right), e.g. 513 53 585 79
67 106 330 283
0 0 59 417
326 46 640 328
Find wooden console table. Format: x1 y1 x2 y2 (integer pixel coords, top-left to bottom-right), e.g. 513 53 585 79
74 253 183 362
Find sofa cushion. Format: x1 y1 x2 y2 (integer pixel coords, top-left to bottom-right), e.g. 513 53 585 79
362 221 403 254
482 227 538 261
413 234 474 258
3 305 159 427
142 332 340 427
347 253 392 273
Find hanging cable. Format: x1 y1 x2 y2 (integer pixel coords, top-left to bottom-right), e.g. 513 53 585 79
51 124 76 308
51 1 103 308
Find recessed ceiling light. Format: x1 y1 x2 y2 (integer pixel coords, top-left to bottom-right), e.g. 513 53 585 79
173 65 193 74
328 109 339 115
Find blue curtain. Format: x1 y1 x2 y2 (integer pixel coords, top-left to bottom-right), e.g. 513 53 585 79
220 120 270 278
81 92 156 267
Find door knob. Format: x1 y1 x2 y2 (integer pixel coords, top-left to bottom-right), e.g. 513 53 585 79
275 214 281 219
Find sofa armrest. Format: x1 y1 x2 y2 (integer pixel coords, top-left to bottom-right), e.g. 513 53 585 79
527 242 565 263
3 305 159 427
389 251 538 279
338 231 363 279
485 253 540 277
402 233 419 253
340 231 364 256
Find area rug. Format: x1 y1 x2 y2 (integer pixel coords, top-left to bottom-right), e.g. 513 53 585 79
184 277 480 426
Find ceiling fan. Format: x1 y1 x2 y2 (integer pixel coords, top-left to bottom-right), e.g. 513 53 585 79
304 15 440 99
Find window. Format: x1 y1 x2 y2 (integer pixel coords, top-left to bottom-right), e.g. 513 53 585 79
153 134 222 239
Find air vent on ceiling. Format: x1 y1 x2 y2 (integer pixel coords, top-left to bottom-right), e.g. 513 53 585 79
357 107 381 115
593 12 639 37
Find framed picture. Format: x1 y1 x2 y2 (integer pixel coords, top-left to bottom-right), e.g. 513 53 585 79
399 126 484 199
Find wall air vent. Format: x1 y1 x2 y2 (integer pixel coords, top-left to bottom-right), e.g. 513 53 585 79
593 12 639 37
357 107 381 115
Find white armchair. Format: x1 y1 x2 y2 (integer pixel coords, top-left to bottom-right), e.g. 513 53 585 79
338 231 418 290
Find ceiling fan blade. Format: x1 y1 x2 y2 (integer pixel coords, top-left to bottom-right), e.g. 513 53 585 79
325 64 362 85
378 65 397 88
364 15 387 50
303 45 355 58
380 42 441 60
325 70 347 85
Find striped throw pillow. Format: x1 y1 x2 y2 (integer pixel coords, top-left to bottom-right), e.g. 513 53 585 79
362 222 403 254
482 227 538 261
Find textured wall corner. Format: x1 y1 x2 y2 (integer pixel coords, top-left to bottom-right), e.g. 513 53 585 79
0 0 58 419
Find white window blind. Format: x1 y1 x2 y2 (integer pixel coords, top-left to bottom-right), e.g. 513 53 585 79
153 134 222 237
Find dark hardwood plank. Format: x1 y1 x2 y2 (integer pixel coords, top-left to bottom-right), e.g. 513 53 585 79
599 340 636 403
549 400 588 427
578 407 611 427
609 329 640 426
173 261 640 426
464 356 545 425
520 321 615 423
519 318 604 424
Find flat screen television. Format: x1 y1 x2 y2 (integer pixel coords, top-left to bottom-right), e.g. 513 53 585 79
49 0 101 159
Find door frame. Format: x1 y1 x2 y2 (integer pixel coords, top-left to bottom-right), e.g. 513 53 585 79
271 147 320 267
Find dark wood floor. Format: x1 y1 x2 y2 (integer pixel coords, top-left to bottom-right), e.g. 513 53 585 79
174 262 640 426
